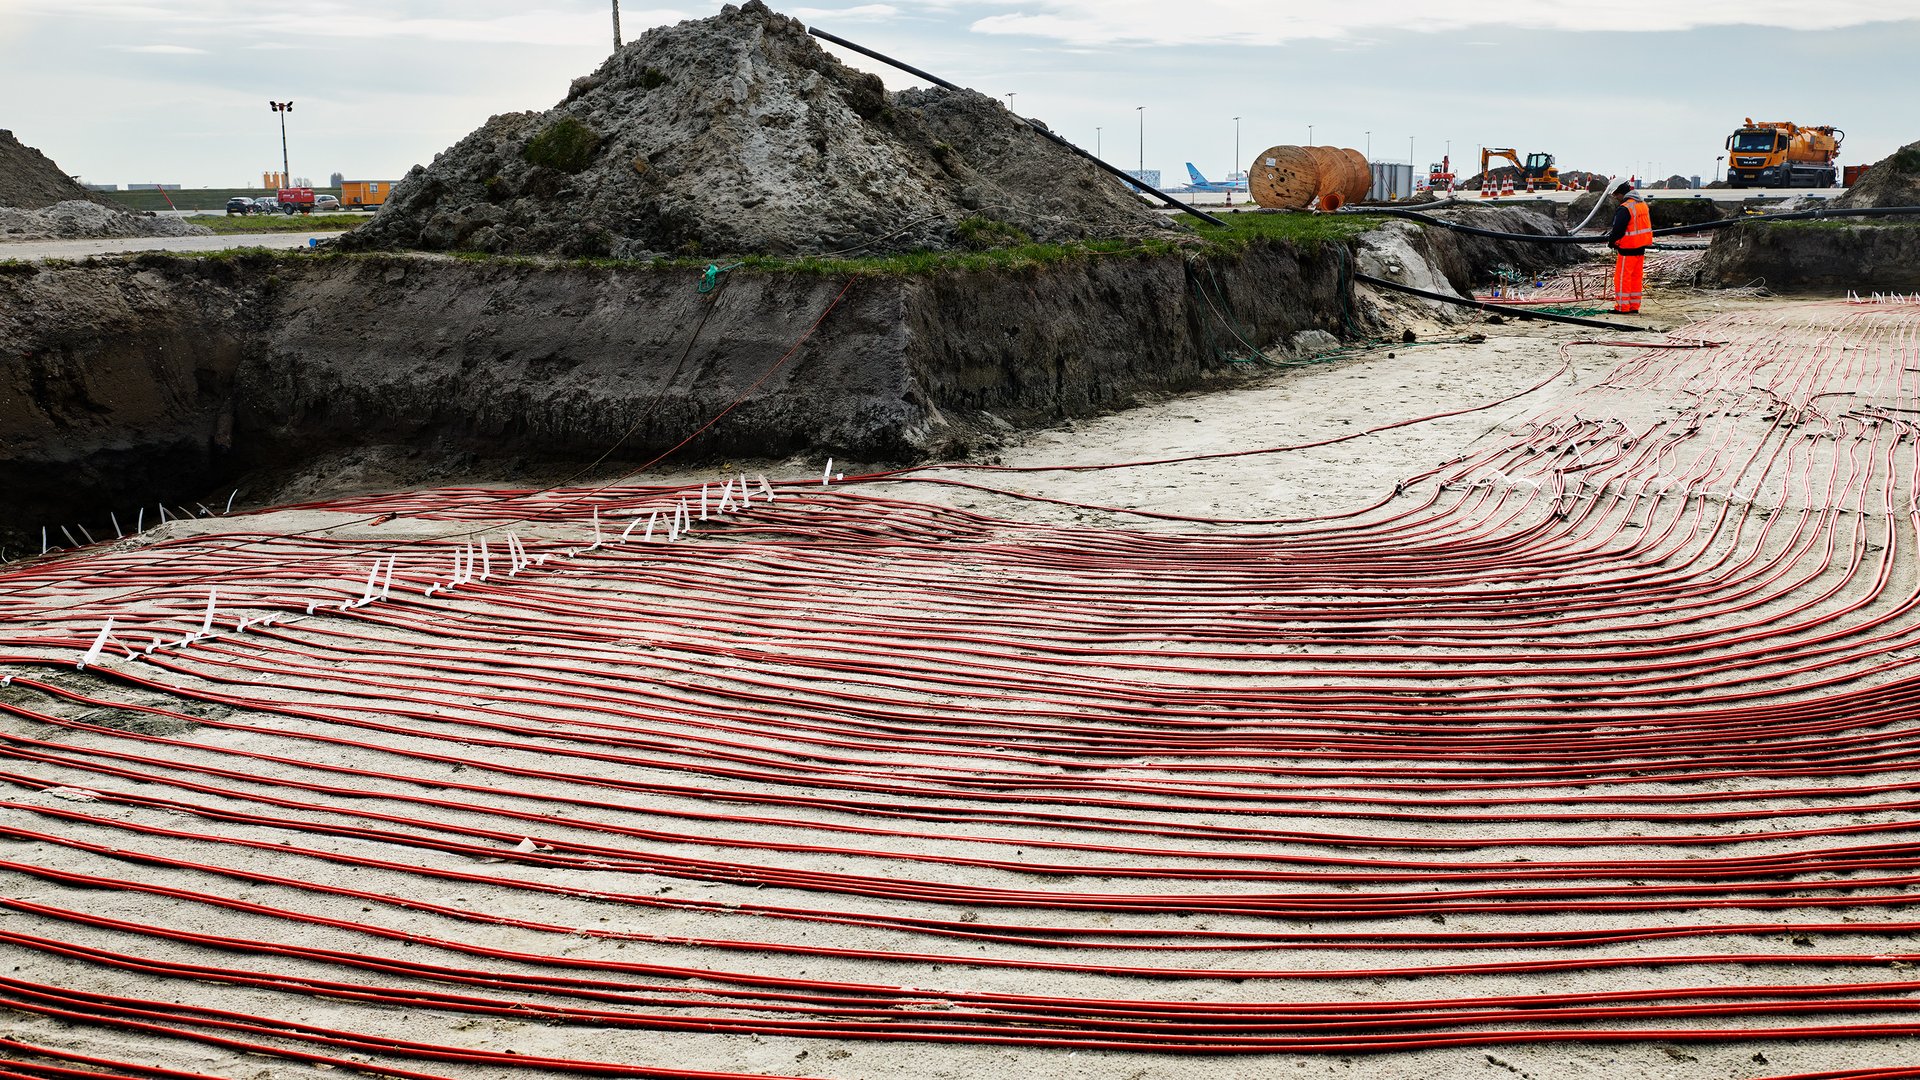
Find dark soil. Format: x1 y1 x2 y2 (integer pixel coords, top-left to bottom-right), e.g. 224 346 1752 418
0 129 108 209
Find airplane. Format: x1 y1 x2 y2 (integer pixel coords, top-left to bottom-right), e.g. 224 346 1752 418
1179 163 1248 192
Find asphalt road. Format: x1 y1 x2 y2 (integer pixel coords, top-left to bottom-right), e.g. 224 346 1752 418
0 231 330 261
1167 186 1845 207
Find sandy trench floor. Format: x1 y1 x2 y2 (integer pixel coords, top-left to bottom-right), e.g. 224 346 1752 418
4 277 1920 1079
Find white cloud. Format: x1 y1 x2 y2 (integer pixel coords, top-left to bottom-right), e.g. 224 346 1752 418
111 43 208 53
792 4 901 18
965 0 1909 46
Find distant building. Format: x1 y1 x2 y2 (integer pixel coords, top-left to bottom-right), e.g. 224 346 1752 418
1123 169 1161 190
329 171 344 187
82 183 118 191
125 183 181 191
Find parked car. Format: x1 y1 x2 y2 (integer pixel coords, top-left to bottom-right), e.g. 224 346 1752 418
253 197 281 214
313 194 340 212
225 197 256 215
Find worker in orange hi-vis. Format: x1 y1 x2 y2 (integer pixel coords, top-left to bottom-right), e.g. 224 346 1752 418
1605 179 1654 313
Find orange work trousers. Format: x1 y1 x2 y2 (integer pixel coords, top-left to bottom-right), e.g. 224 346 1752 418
1613 251 1646 313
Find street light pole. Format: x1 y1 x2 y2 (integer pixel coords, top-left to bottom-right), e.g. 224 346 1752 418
612 0 621 48
268 100 292 187
1096 126 1102 160
1308 124 1313 146
1365 130 1370 161
1137 106 1144 176
1006 92 1015 111
1408 136 1414 167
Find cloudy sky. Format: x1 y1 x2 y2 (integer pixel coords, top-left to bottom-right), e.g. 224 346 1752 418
2 0 1914 190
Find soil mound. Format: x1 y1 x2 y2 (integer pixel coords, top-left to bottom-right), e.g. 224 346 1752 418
339 0 1164 258
1835 141 1920 209
0 200 209 241
0 129 107 210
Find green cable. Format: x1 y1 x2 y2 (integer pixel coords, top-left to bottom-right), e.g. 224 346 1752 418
697 261 743 294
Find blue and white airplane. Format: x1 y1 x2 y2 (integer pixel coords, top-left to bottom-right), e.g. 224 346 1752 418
1179 164 1249 192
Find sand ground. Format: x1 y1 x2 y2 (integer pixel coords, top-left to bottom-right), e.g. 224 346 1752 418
4 275 1918 1080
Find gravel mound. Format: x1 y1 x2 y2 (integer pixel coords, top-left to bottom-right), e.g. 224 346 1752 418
1835 140 1920 209
0 129 110 210
340 0 1165 258
0 200 210 241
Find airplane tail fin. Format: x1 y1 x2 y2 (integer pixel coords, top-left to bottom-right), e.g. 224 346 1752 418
1186 163 1207 185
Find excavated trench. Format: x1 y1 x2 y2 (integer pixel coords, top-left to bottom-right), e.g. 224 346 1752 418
0 218 1552 548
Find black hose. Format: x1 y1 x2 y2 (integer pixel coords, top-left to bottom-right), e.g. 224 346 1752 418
1342 204 1920 244
1352 272 1649 332
805 26 1228 228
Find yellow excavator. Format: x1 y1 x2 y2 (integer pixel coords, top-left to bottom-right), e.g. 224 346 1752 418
1480 147 1562 191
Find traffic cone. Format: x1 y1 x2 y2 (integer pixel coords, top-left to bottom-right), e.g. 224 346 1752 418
1500 175 1515 197
1480 175 1493 198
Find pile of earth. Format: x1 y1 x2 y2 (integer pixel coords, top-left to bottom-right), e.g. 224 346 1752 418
0 129 108 210
339 1 1167 259
1835 140 1920 208
0 200 208 241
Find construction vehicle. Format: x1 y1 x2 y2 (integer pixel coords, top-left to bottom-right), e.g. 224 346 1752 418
340 179 395 211
1724 119 1843 188
276 186 315 214
1480 148 1561 191
1427 155 1455 191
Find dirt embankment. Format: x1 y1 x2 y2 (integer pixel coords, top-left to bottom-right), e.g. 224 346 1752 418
0 129 107 210
1698 222 1920 291
0 129 207 240
0 211 1569 544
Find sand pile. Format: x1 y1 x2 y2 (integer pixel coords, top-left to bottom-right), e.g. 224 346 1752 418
0 200 208 241
340 0 1165 258
1835 140 1920 209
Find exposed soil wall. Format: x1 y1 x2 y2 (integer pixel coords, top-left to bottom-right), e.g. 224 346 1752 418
0 240 1364 540
1698 222 1920 292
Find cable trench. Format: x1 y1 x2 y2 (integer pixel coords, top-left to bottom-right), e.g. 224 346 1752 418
3 299 1920 1078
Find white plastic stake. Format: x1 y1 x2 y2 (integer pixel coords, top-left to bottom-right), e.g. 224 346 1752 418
592 507 604 548
480 538 492 580
380 556 395 600
823 458 834 485
110 512 122 539
700 483 710 521
200 589 217 636
40 527 48 556
60 526 79 548
225 490 238 514
77 523 94 545
359 561 380 605
135 508 144 532
79 618 114 669
645 511 658 541
758 475 774 502
619 517 641 542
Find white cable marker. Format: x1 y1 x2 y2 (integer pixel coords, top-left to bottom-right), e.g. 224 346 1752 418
61 526 80 548
480 538 492 580
225 490 238 514
620 517 641 542
645 511 658 541
40 527 48 556
591 506 604 549
668 517 680 542
758 475 775 502
678 498 691 533
157 505 169 523
380 556 396 600
78 618 114 669
700 483 710 521
136 508 144 532
358 561 380 606
110 512 122 539
823 458 833 485
200 589 218 636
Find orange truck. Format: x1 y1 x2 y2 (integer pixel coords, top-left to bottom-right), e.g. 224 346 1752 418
1724 119 1843 188
340 179 396 210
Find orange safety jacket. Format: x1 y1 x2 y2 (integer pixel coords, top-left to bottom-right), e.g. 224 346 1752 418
1617 197 1653 253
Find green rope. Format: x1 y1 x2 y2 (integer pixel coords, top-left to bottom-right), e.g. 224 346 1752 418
697 261 743 294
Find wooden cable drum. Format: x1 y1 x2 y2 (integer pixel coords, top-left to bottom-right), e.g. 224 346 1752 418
1339 148 1372 202
1250 144 1319 209
1305 146 1351 207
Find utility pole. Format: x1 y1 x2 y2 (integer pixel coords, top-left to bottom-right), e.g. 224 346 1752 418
612 0 622 49
1006 92 1016 111
268 101 292 187
1365 131 1371 161
1096 126 1102 160
1308 123 1313 146
1408 136 1414 167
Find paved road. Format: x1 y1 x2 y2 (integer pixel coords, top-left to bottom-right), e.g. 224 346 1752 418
1167 187 1845 207
0 231 332 261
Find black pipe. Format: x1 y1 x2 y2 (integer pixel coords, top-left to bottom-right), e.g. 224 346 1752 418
1353 273 1650 332
1341 203 1920 244
806 26 1228 228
